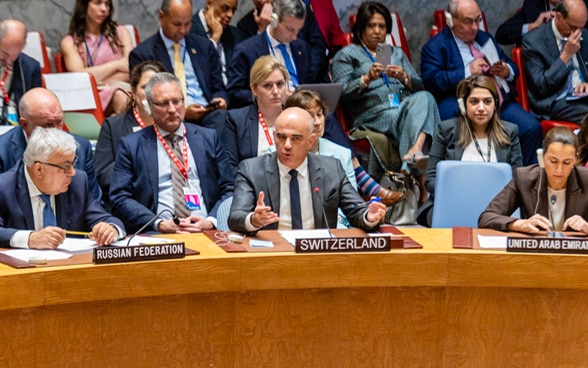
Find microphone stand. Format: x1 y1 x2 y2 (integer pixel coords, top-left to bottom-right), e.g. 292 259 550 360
126 209 179 247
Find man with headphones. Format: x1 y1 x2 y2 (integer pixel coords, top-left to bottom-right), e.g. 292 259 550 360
421 0 543 166
227 0 327 108
0 20 42 126
522 0 588 124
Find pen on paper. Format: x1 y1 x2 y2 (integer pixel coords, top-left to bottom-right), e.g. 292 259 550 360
65 230 90 238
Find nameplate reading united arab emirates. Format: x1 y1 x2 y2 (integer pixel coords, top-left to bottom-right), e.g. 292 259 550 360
295 236 393 253
93 242 186 264
507 237 588 255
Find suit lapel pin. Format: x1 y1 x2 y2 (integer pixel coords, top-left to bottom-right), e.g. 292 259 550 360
298 50 302 55
191 48 197 54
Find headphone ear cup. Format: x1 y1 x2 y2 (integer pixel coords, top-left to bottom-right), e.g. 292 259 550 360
271 13 279 28
457 98 466 115
445 11 454 28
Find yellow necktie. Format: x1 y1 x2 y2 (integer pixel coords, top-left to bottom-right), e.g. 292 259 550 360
173 43 187 101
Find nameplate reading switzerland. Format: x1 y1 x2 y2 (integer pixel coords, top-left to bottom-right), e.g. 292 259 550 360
296 236 392 253
507 237 588 255
93 242 186 264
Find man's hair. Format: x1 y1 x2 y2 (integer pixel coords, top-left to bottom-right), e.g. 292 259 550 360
447 0 460 17
273 0 306 22
543 126 578 152
161 0 190 13
18 88 60 121
554 0 569 17
23 128 78 166
0 20 27 44
144 72 182 101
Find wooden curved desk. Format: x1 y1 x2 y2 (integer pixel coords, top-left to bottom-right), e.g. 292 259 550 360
1 229 588 367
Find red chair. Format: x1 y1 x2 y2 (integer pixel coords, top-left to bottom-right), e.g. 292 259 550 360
124 24 141 47
431 9 488 37
23 31 51 74
349 12 411 61
334 104 371 157
54 52 67 73
511 47 578 135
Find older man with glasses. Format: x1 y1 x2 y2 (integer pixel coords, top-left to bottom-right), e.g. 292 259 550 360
110 72 234 234
522 0 588 124
0 128 125 249
421 0 543 166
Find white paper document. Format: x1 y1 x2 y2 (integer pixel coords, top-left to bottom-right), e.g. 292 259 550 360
477 234 507 249
58 238 97 253
111 236 176 247
278 229 333 246
2 249 72 262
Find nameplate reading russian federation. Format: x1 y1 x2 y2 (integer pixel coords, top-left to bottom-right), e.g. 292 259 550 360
507 237 588 255
295 236 393 253
93 242 186 264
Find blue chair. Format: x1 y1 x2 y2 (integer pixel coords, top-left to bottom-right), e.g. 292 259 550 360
431 161 515 228
215 196 233 231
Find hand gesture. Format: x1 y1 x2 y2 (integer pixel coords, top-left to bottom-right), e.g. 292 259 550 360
28 226 66 249
564 215 588 234
251 191 279 228
469 58 490 75
204 4 223 42
509 214 552 234
90 222 119 246
366 199 387 223
253 3 273 33
489 61 510 79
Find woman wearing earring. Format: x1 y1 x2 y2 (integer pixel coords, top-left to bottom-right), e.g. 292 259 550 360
94 60 166 207
417 75 523 226
61 0 133 116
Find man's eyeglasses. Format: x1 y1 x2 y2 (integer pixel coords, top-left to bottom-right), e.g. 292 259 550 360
149 98 185 109
456 15 483 26
35 156 78 174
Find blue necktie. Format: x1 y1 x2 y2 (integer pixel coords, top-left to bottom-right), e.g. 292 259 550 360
39 194 56 227
276 43 299 86
289 169 302 229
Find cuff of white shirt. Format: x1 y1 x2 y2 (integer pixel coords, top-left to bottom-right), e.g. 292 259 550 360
522 24 530 36
153 219 163 232
506 64 515 82
363 211 380 229
206 216 217 229
110 223 126 240
10 230 33 249
245 213 262 232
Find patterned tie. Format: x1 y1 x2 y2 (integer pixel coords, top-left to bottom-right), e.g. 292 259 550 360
167 135 190 218
276 44 299 86
289 169 302 229
39 194 56 227
467 42 503 106
173 43 187 102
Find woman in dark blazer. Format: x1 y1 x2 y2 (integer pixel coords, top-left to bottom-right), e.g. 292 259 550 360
417 75 523 226
94 60 165 207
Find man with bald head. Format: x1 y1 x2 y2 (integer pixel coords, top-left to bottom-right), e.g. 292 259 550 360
523 0 588 123
129 0 228 135
421 0 543 166
0 88 101 201
228 106 386 234
0 20 42 125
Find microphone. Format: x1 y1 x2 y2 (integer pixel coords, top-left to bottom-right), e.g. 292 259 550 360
126 209 180 246
313 187 333 238
549 194 557 234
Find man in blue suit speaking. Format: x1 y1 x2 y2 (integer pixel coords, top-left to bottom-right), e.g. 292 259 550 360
0 128 125 249
110 72 234 234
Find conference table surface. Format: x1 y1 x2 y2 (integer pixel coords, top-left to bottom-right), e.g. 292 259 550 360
2 228 588 367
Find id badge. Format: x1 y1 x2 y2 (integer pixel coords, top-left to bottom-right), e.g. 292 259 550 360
183 187 201 210
388 93 400 108
7 101 17 126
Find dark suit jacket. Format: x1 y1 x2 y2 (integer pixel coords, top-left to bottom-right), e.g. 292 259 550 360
496 0 588 45
227 32 315 107
10 53 42 117
129 32 228 103
110 123 234 233
190 14 245 70
522 22 588 116
237 3 328 83
94 111 138 204
425 118 523 196
421 27 519 119
0 126 101 201
228 152 373 234
0 161 125 247
222 105 353 173
478 165 588 231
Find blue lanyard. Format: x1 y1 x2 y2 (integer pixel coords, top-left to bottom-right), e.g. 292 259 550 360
265 32 298 81
84 34 103 67
360 44 391 89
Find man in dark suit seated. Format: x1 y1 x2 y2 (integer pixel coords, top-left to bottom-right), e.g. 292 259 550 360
129 0 229 135
110 72 234 234
0 128 125 249
421 0 543 165
522 0 588 124
228 106 386 234
227 0 327 108
0 88 101 202
0 19 43 125
190 0 245 85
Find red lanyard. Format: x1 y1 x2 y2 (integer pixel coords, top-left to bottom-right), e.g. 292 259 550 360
153 125 189 181
0 66 12 104
258 109 274 146
132 107 146 129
